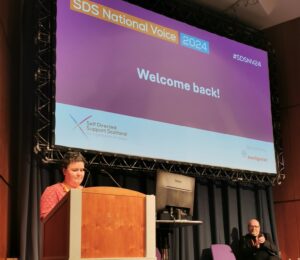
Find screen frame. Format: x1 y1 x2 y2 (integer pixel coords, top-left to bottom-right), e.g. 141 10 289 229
34 0 283 184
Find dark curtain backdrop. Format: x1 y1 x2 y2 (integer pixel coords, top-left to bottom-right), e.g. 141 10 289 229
12 0 279 259
15 161 279 260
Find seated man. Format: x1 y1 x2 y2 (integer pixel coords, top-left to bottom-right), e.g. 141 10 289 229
239 218 280 260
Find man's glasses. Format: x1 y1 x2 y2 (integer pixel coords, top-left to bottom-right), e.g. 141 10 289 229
249 225 260 228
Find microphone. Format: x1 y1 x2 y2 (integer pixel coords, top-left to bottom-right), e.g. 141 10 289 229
100 169 121 188
83 168 91 187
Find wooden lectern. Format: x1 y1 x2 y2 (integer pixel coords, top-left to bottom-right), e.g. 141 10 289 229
42 187 156 260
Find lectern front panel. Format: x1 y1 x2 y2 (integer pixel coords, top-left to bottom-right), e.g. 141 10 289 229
81 188 146 258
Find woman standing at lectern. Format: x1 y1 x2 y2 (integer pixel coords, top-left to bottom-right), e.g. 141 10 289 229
40 151 86 220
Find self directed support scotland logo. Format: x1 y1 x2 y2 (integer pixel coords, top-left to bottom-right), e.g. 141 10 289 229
69 113 128 138
69 114 93 137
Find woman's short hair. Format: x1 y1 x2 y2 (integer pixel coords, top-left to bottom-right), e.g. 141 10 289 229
62 151 86 169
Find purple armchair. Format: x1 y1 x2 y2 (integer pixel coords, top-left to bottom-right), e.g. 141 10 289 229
211 244 236 260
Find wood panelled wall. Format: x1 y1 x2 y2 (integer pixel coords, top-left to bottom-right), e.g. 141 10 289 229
264 18 300 260
0 7 10 260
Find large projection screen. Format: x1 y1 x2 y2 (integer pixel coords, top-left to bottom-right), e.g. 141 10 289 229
55 0 277 174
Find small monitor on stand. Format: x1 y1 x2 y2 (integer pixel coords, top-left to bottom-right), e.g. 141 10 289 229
156 170 196 221
155 171 201 260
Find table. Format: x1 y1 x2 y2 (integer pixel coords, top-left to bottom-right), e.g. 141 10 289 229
156 220 203 260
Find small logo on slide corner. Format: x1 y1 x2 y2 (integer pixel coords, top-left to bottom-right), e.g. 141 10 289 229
69 114 93 137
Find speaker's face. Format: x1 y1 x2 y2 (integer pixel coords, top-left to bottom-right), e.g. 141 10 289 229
248 219 260 237
63 161 85 188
